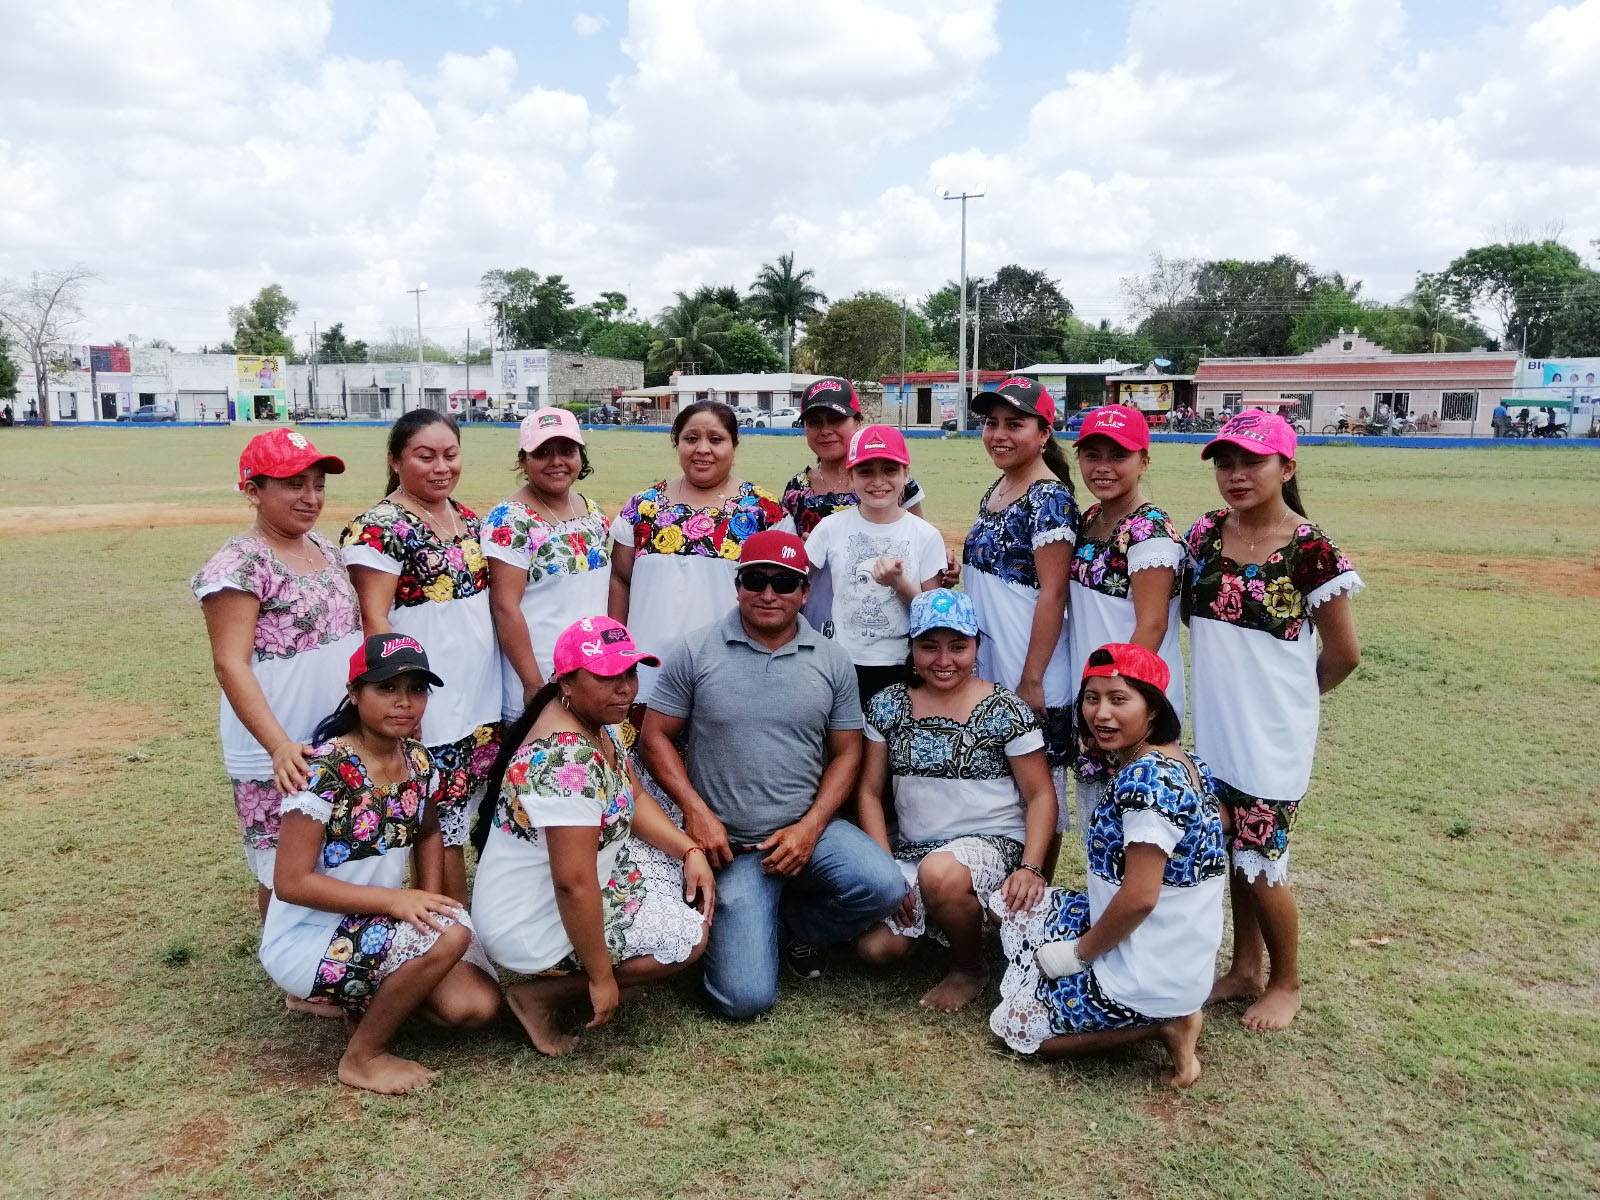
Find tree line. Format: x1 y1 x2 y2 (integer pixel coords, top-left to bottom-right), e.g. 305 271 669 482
4 236 1600 424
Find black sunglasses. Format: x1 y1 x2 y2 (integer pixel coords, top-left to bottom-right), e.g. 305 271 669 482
736 569 806 595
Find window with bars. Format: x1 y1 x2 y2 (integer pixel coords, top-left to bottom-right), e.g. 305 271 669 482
1440 391 1478 421
1374 390 1411 417
1279 392 1314 422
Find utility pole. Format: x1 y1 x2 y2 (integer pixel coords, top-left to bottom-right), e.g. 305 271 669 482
938 186 985 433
898 295 908 430
464 327 471 421
973 283 985 402
310 321 318 413
407 283 428 412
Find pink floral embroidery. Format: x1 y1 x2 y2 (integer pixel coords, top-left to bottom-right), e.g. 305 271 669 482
554 762 592 793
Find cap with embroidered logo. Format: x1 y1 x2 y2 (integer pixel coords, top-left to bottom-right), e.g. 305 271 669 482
737 529 810 574
1202 410 1297 461
844 424 911 470
799 376 862 417
237 428 346 490
519 406 586 453
1075 403 1150 451
550 616 660 678
908 588 980 638
347 633 445 687
971 376 1058 426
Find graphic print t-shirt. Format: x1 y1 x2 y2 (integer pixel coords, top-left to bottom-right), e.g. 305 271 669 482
805 507 948 666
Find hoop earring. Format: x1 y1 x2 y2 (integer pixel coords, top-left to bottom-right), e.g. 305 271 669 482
560 693 571 711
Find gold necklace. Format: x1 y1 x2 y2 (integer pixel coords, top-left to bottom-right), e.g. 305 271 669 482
524 485 581 526
397 489 464 539
1231 506 1290 555
260 528 324 573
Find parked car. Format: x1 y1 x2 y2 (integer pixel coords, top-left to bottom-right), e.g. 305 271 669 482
733 405 761 426
748 406 800 428
118 405 177 423
940 413 983 432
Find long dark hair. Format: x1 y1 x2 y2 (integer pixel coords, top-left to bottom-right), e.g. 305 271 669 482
310 691 360 745
470 678 563 855
671 400 739 445
1040 424 1075 496
1282 471 1308 518
515 443 594 482
385 409 460 496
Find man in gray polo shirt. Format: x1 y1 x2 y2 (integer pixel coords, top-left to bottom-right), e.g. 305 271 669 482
641 530 907 1019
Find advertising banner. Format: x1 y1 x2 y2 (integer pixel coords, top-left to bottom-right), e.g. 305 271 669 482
493 350 549 402
1515 358 1600 434
1119 380 1175 411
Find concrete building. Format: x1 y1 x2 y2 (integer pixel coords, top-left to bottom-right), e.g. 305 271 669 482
879 370 1012 427
1194 333 1521 436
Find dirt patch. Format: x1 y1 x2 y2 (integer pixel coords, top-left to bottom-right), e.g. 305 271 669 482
0 502 247 536
1364 551 1600 598
0 681 163 809
158 1118 227 1180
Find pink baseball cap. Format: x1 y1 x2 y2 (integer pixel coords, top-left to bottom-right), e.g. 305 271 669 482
845 424 911 470
551 616 660 678
1202 410 1297 461
519 406 586 453
1075 404 1150 452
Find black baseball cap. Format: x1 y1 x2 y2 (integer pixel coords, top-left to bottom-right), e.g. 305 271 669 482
971 376 1058 426
347 633 445 687
799 376 862 417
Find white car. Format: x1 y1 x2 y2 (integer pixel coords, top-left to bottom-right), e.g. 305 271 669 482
748 405 800 428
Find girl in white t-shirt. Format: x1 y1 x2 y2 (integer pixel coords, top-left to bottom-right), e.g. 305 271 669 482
805 424 948 707
1184 413 1362 1032
990 643 1226 1089
260 634 501 1095
1068 405 1186 829
469 617 712 1057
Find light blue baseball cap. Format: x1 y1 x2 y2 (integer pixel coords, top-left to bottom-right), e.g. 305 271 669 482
908 588 979 638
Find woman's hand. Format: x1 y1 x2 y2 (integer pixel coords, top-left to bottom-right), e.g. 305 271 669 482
937 556 961 589
682 848 717 924
270 740 314 795
386 889 465 934
1000 867 1046 913
1016 675 1047 717
893 886 918 928
585 974 620 1029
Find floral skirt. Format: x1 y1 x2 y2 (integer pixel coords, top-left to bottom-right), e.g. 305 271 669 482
884 834 1022 942
1213 778 1297 886
428 723 502 849
308 910 495 1011
987 888 1156 1053
231 778 283 888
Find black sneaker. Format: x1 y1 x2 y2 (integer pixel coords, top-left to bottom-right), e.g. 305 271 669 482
783 940 826 981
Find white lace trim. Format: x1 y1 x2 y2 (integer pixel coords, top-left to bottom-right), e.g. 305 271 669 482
279 793 332 824
1306 571 1364 611
1032 526 1078 551
1126 538 1186 574
1233 847 1291 886
883 836 1016 942
988 890 1064 1054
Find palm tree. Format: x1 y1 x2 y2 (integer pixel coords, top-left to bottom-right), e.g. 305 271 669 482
746 252 827 371
648 291 732 375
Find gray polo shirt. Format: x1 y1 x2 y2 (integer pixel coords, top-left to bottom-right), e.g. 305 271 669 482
648 609 863 844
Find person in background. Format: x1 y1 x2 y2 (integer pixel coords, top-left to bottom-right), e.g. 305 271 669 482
341 410 502 904
1185 412 1362 1032
640 531 905 1017
804 424 947 706
193 429 364 1012
962 377 1079 829
608 400 790 710
1329 402 1348 433
854 590 1057 1012
470 618 711 1056
260 634 501 1094
482 408 612 722
989 644 1226 1088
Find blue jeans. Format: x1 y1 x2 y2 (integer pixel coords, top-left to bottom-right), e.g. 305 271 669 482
701 819 906 1020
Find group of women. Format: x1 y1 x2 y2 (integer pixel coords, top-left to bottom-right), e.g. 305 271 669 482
194 377 1362 1094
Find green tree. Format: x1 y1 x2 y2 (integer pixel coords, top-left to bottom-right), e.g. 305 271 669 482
918 278 981 362
317 322 369 363
696 284 745 319
0 328 17 400
798 291 916 382
1059 316 1156 366
482 268 580 350
649 291 732 375
1372 279 1491 352
974 264 1074 370
1436 240 1590 357
227 284 298 356
1550 276 1600 356
718 320 784 374
746 252 827 370
1289 285 1370 352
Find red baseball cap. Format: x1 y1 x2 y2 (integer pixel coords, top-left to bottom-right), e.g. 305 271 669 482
348 633 444 687
238 428 345 490
845 424 911 470
1202 410 1297 462
738 529 810 574
1080 642 1170 694
973 376 1058 426
1075 404 1150 451
551 616 660 678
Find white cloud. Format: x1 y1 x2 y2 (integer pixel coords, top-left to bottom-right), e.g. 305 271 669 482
572 12 607 36
0 0 1597 351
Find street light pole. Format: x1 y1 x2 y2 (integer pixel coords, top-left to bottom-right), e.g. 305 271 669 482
937 186 985 432
407 282 429 412
973 282 985 399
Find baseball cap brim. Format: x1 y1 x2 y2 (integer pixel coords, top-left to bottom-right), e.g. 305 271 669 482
578 648 661 677
356 662 445 688
1199 431 1295 461
738 558 808 575
241 451 346 488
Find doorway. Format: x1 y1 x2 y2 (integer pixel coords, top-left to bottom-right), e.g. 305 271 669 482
916 387 932 425
101 392 117 419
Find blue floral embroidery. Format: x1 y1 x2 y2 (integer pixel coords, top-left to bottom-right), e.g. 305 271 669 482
1085 751 1227 889
866 684 1039 781
963 479 1079 589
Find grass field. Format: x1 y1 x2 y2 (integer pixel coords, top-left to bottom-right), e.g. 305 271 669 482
2 427 1597 1199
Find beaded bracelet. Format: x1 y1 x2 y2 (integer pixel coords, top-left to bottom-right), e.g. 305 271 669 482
1019 862 1047 881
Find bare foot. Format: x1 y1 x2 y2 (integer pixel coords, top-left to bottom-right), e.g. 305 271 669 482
506 984 579 1056
337 1050 437 1095
286 994 344 1019
1157 1012 1203 1088
1241 982 1301 1031
919 968 986 1013
1206 970 1263 1006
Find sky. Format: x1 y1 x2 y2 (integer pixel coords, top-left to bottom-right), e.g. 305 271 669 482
1 0 1597 353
